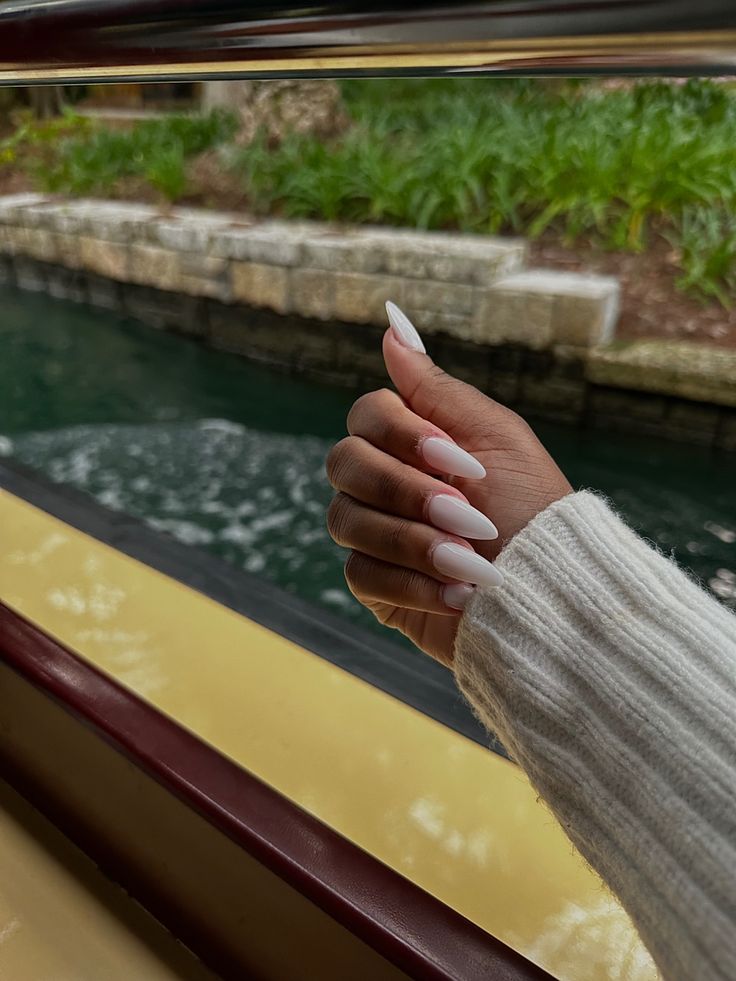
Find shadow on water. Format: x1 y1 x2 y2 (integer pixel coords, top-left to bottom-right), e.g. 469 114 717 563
1 285 735 639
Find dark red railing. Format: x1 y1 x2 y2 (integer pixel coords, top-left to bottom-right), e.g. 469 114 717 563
0 0 734 83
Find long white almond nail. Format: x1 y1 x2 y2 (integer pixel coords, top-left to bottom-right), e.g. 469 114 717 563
421 437 486 479
443 582 475 610
428 494 498 540
433 542 503 588
386 301 426 353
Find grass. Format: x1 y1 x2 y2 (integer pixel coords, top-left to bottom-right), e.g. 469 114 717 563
229 78 736 304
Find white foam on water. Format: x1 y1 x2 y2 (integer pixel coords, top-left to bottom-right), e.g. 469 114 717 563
10 418 362 619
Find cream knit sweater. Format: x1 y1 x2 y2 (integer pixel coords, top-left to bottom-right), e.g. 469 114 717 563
454 491 736 981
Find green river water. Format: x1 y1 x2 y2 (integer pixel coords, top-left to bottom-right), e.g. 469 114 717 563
1 286 735 637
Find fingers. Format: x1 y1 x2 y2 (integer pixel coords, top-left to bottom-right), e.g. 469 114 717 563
326 436 497 540
326 494 502 588
344 552 474 614
382 302 518 445
346 387 485 480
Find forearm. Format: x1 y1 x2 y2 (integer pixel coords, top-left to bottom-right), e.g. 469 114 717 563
454 491 736 981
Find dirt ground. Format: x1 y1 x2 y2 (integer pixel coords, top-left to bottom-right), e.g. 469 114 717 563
530 236 736 349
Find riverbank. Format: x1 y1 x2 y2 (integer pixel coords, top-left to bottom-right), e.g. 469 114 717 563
0 193 735 451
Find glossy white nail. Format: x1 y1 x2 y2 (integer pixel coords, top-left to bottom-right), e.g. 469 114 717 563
433 542 503 588
385 301 426 353
428 494 498 540
421 436 486 479
443 582 475 610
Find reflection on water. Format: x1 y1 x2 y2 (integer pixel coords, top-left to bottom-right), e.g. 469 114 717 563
0 285 735 639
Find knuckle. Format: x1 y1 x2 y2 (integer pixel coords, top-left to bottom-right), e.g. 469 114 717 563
347 388 396 433
343 550 366 592
395 565 421 596
326 492 352 545
375 464 409 505
382 516 413 556
325 437 354 488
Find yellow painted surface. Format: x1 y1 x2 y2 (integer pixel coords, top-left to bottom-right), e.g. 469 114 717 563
0 779 213 981
0 490 658 981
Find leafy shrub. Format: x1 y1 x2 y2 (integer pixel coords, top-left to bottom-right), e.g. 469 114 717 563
230 78 736 303
145 144 187 202
34 110 236 196
675 208 736 307
0 107 92 167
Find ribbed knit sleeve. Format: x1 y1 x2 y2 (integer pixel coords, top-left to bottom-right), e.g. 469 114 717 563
453 491 736 981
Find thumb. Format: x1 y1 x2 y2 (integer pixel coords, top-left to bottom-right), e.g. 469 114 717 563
383 302 497 441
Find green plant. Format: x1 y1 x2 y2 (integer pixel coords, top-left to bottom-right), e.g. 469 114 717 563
32 109 236 197
145 144 187 202
228 78 736 304
0 107 91 167
674 208 736 306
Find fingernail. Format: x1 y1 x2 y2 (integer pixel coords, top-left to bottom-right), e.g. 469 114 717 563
421 436 486 479
428 494 498 540
433 542 503 588
443 582 475 610
386 301 426 354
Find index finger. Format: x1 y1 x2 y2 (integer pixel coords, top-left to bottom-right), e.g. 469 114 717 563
347 388 486 480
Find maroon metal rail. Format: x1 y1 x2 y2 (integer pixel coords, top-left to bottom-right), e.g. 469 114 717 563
0 0 734 83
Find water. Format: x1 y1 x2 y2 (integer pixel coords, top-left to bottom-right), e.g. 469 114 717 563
1 286 735 635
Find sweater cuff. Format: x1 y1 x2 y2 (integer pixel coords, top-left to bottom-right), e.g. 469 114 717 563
453 489 736 981
453 487 733 759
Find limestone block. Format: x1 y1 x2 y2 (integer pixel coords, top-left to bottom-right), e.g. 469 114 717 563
15 227 57 262
586 341 736 408
404 277 475 314
474 286 554 349
549 273 620 346
231 260 290 314
52 233 82 269
150 212 237 252
365 228 526 284
129 244 228 299
290 268 335 320
301 231 384 274
402 280 476 339
177 252 229 298
333 272 404 325
0 226 58 262
0 225 13 254
129 244 182 288
50 200 158 242
0 193 47 223
212 221 310 266
475 270 619 349
79 236 128 280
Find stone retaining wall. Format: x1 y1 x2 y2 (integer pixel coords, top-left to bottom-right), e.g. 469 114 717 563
0 194 620 349
0 194 734 451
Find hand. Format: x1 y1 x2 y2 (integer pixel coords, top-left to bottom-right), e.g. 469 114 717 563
326 303 572 666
